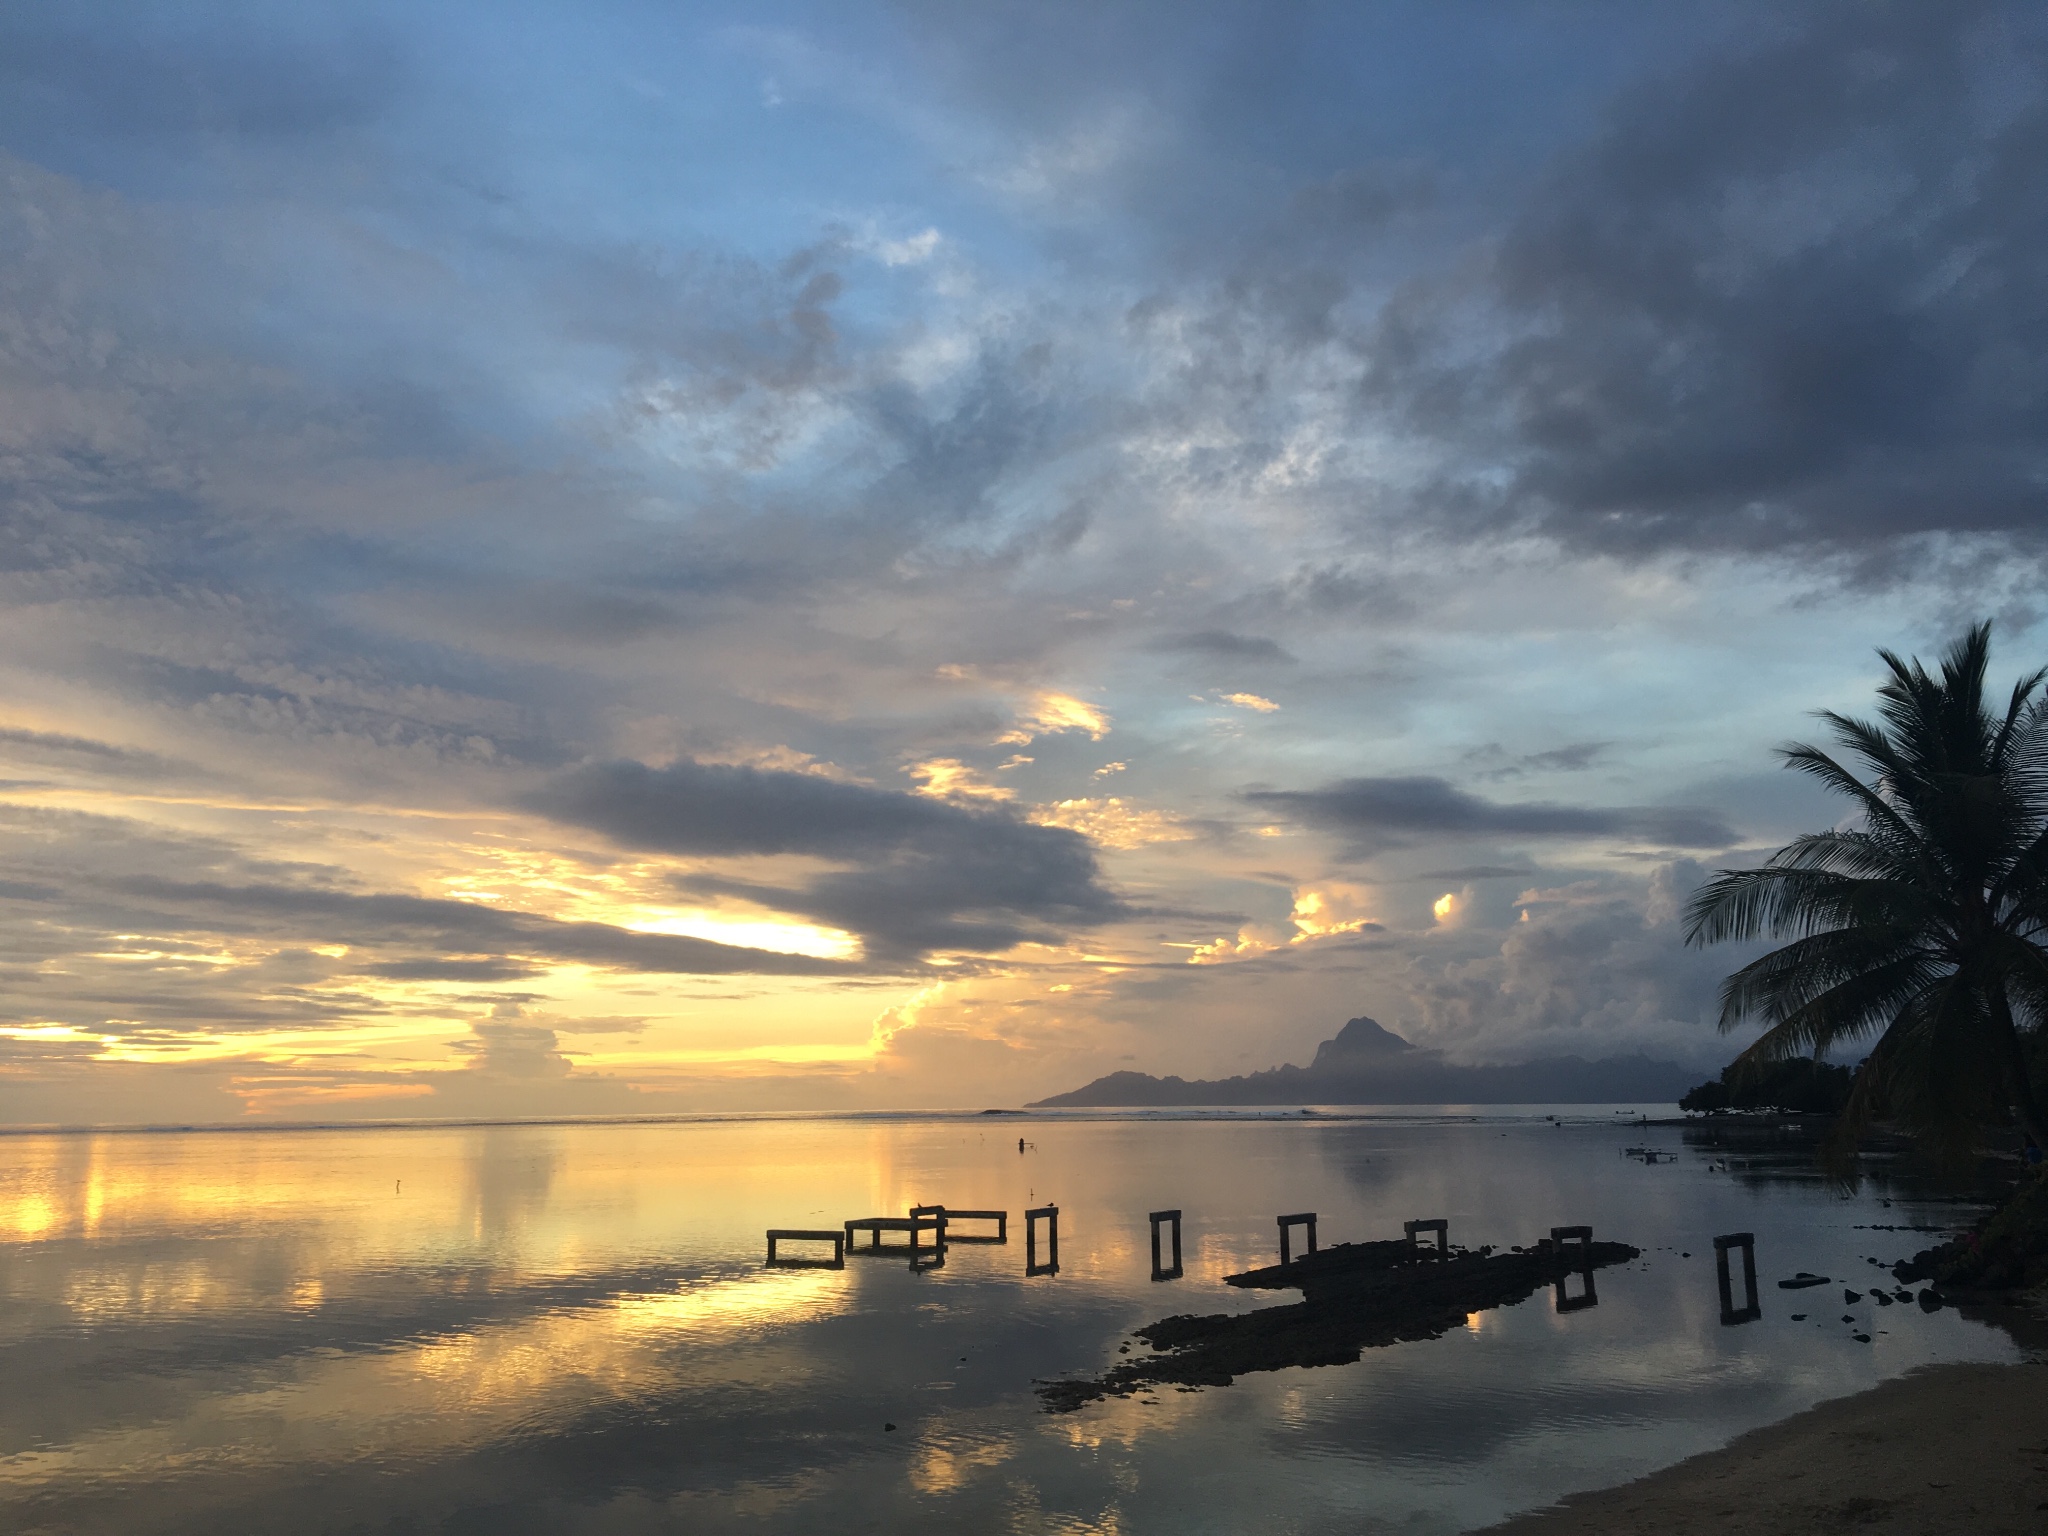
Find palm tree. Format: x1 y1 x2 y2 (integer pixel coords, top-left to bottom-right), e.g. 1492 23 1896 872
1684 623 2048 1157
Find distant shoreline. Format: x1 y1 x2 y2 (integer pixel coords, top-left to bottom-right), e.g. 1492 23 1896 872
1478 1359 2048 1535
0 1103 1683 1137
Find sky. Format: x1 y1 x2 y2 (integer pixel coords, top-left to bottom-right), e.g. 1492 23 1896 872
3 0 2048 1124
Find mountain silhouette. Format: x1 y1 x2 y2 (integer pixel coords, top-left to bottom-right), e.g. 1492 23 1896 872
1027 1015 1693 1106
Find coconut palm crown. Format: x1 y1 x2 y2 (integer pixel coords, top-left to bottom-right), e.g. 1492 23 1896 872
1684 623 2048 1154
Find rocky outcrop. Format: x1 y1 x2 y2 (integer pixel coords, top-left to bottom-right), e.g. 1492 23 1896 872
1037 1231 1641 1411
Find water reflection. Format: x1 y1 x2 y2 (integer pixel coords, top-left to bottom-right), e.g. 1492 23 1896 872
1554 1267 1598 1313
0 1113 2022 1535
465 1125 562 1241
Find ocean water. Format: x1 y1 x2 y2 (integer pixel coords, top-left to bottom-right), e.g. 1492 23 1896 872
0 1109 2019 1534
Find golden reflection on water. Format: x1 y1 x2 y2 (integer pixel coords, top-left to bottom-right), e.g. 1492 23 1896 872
4 1115 2012 1535
0 1268 851 1495
0 1121 925 1502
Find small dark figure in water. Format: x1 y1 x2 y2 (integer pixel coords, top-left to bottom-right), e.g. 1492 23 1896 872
1019 1137 1026 1154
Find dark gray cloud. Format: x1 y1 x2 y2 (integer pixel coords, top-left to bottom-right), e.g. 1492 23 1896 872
529 758 966 859
1150 629 1295 663
1462 741 1614 779
0 9 401 144
1370 2 2048 558
1245 776 1738 853
0 727 189 779
1412 864 1538 883
530 758 1124 960
358 958 546 983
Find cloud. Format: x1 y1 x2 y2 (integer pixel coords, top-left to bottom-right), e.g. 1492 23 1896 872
529 758 1124 960
1463 741 1613 779
1151 629 1295 663
357 958 546 982
1244 775 1738 853
453 1019 572 1081
0 727 186 779
1369 4 2048 560
1412 863 1537 883
107 876 855 978
995 691 1112 745
908 757 1016 801
1029 796 1195 849
1396 862 1742 1065
0 8 402 144
1287 882 1379 940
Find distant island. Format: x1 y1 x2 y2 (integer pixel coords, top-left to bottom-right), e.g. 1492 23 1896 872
1027 1015 1697 1107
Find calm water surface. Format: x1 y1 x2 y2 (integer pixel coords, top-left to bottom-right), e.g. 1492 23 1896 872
0 1110 2019 1533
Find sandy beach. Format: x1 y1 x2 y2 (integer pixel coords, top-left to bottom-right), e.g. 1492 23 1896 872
1482 1359 2048 1535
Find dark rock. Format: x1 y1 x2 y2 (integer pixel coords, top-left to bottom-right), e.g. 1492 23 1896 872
1893 1172 2048 1292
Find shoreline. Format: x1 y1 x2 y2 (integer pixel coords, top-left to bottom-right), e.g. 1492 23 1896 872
1477 1356 2048 1535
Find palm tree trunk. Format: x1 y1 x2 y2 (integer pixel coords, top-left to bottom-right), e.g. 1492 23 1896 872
1991 990 2048 1152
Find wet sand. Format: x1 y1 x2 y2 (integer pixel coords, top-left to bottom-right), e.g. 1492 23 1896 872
1481 1360 2048 1535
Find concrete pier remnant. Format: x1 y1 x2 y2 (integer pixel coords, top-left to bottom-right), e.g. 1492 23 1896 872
1149 1209 1183 1281
765 1229 846 1268
1547 1226 1598 1311
909 1203 948 1271
942 1209 1008 1243
1278 1212 1318 1266
1550 1225 1593 1262
1714 1231 1761 1324
843 1216 916 1252
1026 1204 1060 1276
1405 1218 1450 1261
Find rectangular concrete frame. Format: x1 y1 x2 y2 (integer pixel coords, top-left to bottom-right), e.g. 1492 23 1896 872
1544 1225 1598 1312
1550 1224 1592 1258
1149 1208 1183 1281
908 1204 948 1271
1278 1211 1317 1266
765 1229 846 1268
1714 1230 1761 1324
1406 1218 1450 1261
843 1216 918 1252
940 1208 1009 1243
1025 1204 1060 1276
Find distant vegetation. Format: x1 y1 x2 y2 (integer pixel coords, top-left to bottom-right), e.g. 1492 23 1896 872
1685 624 2048 1158
1678 1056 1853 1115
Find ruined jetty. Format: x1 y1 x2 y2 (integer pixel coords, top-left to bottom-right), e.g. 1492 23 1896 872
1037 1229 1638 1412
